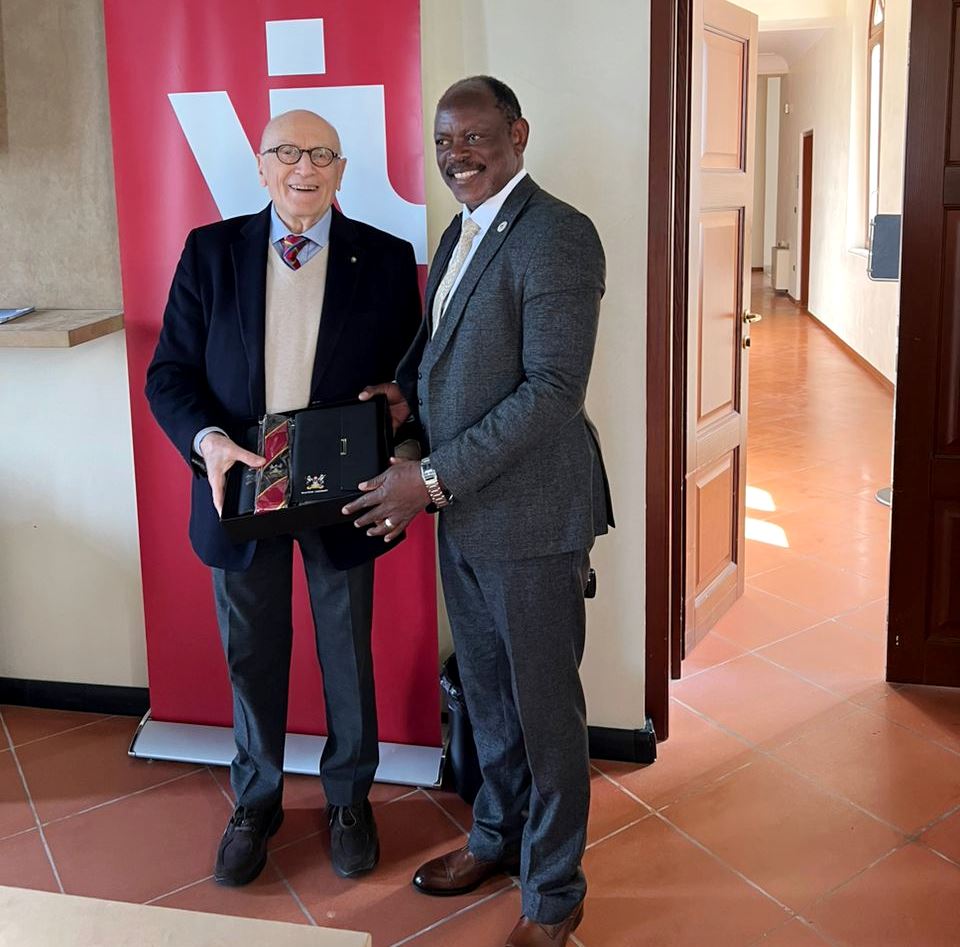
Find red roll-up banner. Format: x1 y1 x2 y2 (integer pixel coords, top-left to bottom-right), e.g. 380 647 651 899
103 1 440 752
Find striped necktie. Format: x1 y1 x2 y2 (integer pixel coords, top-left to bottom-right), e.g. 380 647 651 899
432 217 482 336
281 234 309 270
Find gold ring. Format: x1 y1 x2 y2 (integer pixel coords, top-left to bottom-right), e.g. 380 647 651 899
384 517 394 529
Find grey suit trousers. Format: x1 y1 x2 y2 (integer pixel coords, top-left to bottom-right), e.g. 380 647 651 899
212 531 377 810
438 525 592 924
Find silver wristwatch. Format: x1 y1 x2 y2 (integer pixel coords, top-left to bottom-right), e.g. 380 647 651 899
420 457 451 508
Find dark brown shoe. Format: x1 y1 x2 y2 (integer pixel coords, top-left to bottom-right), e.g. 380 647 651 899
412 844 519 896
328 800 379 878
505 903 584 946
214 803 284 887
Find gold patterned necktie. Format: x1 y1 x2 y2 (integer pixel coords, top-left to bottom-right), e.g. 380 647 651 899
431 216 482 337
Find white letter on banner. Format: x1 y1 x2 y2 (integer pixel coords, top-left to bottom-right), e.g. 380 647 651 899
167 92 265 220
168 86 427 263
270 86 427 264
266 18 326 76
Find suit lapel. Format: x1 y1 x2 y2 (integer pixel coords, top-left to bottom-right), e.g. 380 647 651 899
426 175 539 365
309 207 362 396
231 205 271 418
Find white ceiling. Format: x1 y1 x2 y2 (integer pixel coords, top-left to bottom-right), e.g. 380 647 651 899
758 28 830 68
736 0 844 28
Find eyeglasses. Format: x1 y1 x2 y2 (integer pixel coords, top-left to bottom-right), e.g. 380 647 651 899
260 144 344 168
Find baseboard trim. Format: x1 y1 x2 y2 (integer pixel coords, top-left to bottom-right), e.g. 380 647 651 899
0 678 150 717
804 308 895 394
588 719 657 764
0 679 659 766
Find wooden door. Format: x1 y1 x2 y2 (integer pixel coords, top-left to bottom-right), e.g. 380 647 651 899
888 0 960 686
800 131 813 308
683 0 758 655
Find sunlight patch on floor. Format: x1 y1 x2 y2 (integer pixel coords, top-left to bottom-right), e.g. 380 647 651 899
746 485 776 513
745 516 789 548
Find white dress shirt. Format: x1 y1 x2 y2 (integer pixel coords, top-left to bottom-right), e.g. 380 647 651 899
442 168 528 306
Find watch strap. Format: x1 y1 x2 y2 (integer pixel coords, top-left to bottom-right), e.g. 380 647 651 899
420 457 450 508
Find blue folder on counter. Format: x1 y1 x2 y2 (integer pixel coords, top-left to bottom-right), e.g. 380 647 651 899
0 307 35 325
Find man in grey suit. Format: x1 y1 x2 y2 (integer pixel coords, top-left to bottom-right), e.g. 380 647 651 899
343 76 612 947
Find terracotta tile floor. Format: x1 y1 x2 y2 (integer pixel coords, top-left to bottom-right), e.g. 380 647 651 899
2 277 960 945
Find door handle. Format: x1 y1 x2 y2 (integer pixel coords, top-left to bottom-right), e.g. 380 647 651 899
743 310 763 324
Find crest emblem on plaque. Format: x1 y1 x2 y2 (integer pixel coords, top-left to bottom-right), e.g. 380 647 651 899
305 474 328 492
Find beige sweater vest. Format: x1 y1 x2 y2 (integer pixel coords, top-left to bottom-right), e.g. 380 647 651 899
264 243 329 415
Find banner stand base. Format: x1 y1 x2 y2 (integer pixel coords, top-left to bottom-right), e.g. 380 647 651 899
128 710 445 788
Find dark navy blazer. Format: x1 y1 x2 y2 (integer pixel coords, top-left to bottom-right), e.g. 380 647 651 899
146 204 421 571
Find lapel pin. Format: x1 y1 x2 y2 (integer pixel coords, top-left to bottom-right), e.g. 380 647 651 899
350 255 357 263
497 221 508 233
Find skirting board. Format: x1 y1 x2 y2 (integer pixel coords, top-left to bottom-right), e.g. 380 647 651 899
1 678 658 768
588 719 657 764
0 677 150 716
804 308 895 394
129 712 445 788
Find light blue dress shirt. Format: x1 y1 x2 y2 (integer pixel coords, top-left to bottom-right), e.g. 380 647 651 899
268 204 332 267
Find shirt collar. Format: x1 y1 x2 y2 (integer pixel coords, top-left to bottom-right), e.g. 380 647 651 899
462 168 528 234
270 205 333 248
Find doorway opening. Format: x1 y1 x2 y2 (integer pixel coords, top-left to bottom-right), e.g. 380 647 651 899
643 0 955 742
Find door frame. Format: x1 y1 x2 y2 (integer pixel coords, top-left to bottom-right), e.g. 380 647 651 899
645 0 689 742
886 0 960 685
799 130 814 307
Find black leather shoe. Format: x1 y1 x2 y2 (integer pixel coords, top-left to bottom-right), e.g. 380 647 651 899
328 799 379 878
214 804 283 886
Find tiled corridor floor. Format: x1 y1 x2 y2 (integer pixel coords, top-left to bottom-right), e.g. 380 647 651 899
2 278 960 944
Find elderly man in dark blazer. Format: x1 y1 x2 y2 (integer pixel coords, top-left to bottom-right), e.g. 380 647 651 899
146 109 420 887
345 77 612 947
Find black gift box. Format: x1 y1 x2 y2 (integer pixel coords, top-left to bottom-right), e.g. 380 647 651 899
220 396 392 543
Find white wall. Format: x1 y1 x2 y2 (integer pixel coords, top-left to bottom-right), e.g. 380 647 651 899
421 0 651 730
0 338 147 686
3 0 651 731
0 0 146 687
774 0 908 382
752 77 769 269
763 77 782 270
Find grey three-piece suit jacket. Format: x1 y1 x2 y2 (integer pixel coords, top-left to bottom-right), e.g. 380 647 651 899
397 173 614 556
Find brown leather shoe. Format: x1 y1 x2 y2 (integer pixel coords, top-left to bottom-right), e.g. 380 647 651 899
412 844 519 896
505 903 584 946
